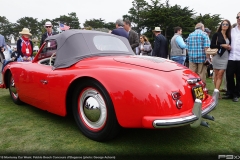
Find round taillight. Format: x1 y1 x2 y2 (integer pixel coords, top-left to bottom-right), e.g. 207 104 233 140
171 92 181 100
176 100 183 109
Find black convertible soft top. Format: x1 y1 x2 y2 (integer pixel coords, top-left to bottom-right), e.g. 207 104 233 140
45 30 134 69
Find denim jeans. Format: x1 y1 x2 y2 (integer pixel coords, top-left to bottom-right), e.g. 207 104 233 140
1 60 8 72
171 56 186 65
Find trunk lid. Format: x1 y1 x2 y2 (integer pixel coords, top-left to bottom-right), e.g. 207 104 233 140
113 56 186 72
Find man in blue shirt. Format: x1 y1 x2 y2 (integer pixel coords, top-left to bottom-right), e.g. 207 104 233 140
170 26 187 65
111 19 129 39
186 23 210 83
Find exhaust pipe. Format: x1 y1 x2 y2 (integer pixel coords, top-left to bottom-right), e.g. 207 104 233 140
201 121 209 128
203 114 215 121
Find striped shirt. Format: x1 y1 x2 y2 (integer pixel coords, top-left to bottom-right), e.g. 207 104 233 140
186 29 210 63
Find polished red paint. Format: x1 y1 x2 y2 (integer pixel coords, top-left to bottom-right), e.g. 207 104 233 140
1 51 212 129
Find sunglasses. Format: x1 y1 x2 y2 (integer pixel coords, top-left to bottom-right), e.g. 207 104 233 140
46 26 52 28
237 16 240 19
222 23 229 26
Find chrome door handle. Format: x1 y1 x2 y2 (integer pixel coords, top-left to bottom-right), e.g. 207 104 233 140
40 80 48 84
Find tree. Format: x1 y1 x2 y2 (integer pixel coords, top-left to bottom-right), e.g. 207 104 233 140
124 0 197 43
83 18 115 31
15 17 40 39
0 16 13 42
5 23 19 42
103 22 115 30
53 12 80 30
83 18 105 29
193 13 222 38
67 12 81 29
143 0 195 40
123 0 149 34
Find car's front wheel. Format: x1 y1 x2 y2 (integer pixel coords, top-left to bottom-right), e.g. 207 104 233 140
72 80 120 141
8 73 22 105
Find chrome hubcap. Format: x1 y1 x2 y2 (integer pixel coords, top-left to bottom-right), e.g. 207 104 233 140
79 88 107 130
10 77 18 99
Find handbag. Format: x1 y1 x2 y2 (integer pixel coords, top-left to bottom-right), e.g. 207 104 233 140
206 48 218 55
206 36 218 55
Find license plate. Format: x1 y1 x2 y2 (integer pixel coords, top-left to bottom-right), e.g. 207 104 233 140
192 85 204 100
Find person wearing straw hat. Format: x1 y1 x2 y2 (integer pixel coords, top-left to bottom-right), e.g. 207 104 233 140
152 27 168 58
17 28 33 62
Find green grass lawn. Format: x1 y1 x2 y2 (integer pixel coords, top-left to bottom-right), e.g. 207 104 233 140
0 78 239 160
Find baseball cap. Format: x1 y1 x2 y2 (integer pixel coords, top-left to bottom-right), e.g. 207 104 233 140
45 21 52 27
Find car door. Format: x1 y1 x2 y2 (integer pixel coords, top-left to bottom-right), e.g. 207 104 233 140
21 40 57 110
22 63 52 110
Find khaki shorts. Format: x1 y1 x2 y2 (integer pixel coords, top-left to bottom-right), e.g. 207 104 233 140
189 62 207 83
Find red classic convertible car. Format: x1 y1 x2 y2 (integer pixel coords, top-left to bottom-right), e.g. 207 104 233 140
0 30 219 141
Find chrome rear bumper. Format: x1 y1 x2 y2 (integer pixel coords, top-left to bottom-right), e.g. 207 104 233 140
153 89 219 128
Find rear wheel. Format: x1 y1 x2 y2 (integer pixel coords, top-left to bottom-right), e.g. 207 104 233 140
8 73 22 105
72 80 120 141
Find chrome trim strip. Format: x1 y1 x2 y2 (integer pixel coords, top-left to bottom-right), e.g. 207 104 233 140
153 115 198 128
187 78 201 84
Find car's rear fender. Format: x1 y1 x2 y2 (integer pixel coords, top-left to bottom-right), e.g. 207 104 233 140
65 76 104 117
65 66 200 128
